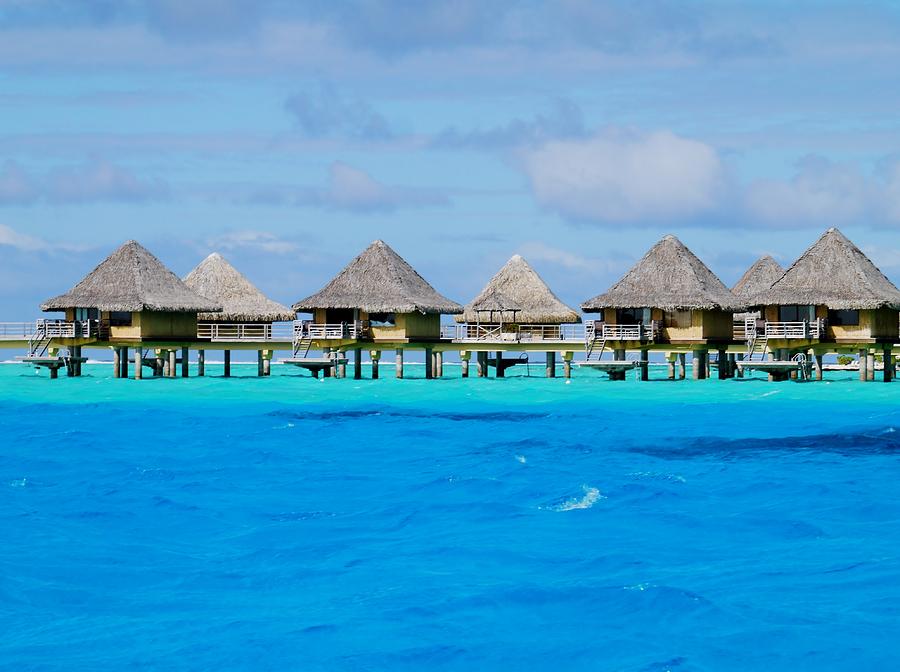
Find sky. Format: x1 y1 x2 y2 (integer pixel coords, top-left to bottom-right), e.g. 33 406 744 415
3 0 900 318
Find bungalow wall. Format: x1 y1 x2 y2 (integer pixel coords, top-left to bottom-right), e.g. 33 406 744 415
109 311 198 341
602 307 731 342
829 308 899 342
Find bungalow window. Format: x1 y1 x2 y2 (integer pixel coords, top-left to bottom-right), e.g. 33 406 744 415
368 312 396 326
109 311 133 327
75 308 99 321
665 310 692 329
828 309 859 326
778 305 813 322
616 308 644 324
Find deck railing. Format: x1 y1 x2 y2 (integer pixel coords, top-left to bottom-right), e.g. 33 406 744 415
197 322 294 342
294 321 366 340
37 319 96 339
585 321 659 342
0 322 37 340
763 319 824 339
441 323 584 342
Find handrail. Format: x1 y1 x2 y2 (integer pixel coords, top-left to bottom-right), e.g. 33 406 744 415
198 322 294 342
293 320 366 341
0 322 37 340
763 319 824 339
586 321 658 342
441 323 584 342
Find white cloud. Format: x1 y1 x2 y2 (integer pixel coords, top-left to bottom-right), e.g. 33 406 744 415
209 230 299 255
519 129 724 224
0 224 50 251
515 241 596 271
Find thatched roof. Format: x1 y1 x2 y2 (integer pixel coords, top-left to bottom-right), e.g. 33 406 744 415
732 255 784 301
184 253 295 322
456 255 581 324
751 228 900 309
42 240 221 313
293 240 463 314
581 235 742 312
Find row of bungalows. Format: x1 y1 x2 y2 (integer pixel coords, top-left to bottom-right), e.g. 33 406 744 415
11 228 900 382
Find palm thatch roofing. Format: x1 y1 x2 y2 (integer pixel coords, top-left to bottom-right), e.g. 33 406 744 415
581 235 742 312
184 253 296 322
456 255 581 324
751 227 900 309
293 240 463 314
731 255 784 302
42 240 221 313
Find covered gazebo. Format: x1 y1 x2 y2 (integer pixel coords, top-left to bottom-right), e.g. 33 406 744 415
184 252 295 377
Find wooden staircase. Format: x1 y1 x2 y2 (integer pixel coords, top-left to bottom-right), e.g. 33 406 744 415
746 333 768 363
293 336 313 359
585 337 607 362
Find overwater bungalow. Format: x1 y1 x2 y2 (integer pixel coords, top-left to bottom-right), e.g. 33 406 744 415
452 254 581 377
184 253 296 377
747 228 900 382
731 255 784 339
292 240 463 378
581 235 742 380
40 240 220 379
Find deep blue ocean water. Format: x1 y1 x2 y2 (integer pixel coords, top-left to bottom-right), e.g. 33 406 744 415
3 362 900 670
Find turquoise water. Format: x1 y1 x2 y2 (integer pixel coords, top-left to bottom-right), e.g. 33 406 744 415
3 363 900 670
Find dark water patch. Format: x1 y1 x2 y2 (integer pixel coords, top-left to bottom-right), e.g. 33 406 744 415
268 408 551 424
630 427 900 459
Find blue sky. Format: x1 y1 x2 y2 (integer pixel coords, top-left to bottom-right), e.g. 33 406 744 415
3 0 900 317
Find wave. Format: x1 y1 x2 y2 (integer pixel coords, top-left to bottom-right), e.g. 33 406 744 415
546 485 604 511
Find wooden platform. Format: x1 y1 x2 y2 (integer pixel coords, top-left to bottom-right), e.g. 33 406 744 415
282 356 347 376
577 361 641 371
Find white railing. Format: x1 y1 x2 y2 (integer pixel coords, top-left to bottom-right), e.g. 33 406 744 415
294 320 365 340
764 319 824 339
36 319 95 339
0 322 37 340
441 323 585 342
733 316 758 340
197 322 294 342
585 321 659 342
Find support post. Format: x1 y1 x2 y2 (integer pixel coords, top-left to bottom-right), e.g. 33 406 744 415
546 351 556 378
435 351 443 378
257 350 265 377
813 352 823 381
156 350 165 377
612 348 626 381
666 353 675 380
66 349 75 377
678 353 686 380
354 348 362 380
727 353 736 379
639 349 649 381
737 353 744 378
692 349 705 380
477 351 487 377
322 348 331 378
460 351 470 378
495 351 504 378
424 347 433 379
224 350 231 378
263 351 272 376
867 350 876 381
395 349 404 379
371 350 380 379
121 347 129 379
859 348 868 382
50 366 59 379
182 346 189 378
718 348 728 380
198 349 205 377
563 351 573 379
884 347 893 383
134 348 142 380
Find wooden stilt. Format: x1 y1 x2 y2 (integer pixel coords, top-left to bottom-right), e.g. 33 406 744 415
134 348 142 380
395 349 404 379
322 348 331 378
50 366 59 379
460 351 470 378
692 349 703 380
371 351 380 379
435 351 443 378
612 348 626 381
181 346 189 378
737 353 745 378
258 350 265 377
859 348 868 382
198 349 205 377
354 348 362 380
121 347 129 379
867 351 876 381
814 353 823 381
424 347 433 379
717 348 727 380
666 353 675 380
224 350 231 378
263 352 271 376
495 351 504 378
546 351 556 378
678 353 686 380
639 349 649 381
166 349 175 378
563 352 573 379
477 351 487 377
884 347 893 382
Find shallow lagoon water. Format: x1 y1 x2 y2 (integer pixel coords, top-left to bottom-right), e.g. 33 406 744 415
3 363 900 670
